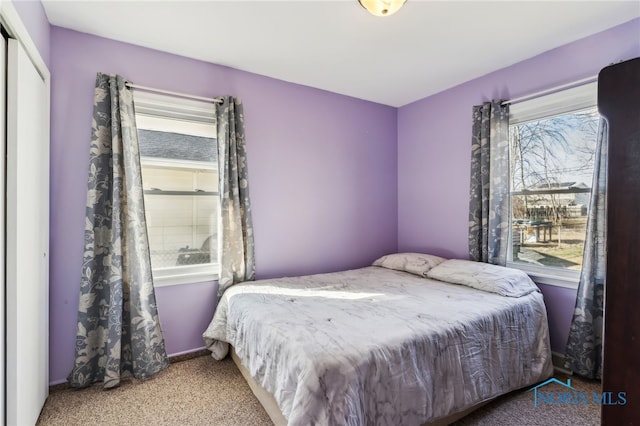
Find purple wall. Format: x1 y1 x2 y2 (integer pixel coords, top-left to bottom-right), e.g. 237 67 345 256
11 0 50 67
397 18 640 354
49 27 397 384
537 284 578 352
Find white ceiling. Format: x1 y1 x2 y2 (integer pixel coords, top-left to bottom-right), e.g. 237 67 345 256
41 1 640 107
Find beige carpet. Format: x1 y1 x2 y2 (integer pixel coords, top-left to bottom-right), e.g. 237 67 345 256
38 355 600 426
452 374 600 426
37 356 272 426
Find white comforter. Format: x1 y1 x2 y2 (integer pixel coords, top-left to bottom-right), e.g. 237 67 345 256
203 266 553 426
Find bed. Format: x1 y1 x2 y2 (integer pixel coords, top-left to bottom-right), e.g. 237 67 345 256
203 254 553 426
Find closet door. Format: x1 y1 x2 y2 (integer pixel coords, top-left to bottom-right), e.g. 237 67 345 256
0 29 6 426
6 38 49 426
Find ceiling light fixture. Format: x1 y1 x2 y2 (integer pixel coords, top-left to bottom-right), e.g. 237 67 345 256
358 0 407 17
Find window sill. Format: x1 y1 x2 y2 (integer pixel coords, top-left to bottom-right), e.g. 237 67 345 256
152 264 219 287
506 261 580 289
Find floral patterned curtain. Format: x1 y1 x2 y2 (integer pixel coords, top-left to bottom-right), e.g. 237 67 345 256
68 73 168 388
216 97 256 297
468 101 510 266
564 119 608 380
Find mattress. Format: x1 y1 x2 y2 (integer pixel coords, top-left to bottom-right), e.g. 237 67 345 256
203 265 553 426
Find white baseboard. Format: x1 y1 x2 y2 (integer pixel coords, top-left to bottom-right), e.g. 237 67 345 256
168 346 207 358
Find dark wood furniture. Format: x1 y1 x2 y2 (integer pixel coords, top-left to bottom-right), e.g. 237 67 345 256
599 57 640 425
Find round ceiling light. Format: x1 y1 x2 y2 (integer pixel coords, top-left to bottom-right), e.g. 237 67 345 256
358 0 407 17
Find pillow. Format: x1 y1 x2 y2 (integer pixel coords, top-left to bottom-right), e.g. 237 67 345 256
372 252 446 277
425 259 539 297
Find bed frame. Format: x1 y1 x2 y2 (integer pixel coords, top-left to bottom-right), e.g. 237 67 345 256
231 348 492 426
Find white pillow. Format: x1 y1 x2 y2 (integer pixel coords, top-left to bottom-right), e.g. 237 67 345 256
372 253 446 277
426 259 539 297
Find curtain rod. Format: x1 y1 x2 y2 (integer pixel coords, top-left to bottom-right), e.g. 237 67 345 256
502 75 598 106
125 82 223 104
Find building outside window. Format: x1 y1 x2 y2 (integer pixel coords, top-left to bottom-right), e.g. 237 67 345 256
507 82 599 286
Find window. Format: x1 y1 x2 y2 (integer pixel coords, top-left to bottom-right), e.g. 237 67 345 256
134 91 218 286
507 83 599 287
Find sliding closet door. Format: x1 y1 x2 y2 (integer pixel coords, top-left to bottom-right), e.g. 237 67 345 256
6 38 49 426
0 29 6 426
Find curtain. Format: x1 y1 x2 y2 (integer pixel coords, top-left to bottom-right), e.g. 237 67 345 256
68 73 168 388
216 96 256 297
564 118 608 380
468 101 511 266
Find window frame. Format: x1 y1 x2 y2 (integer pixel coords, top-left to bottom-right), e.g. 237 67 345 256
506 82 598 289
134 91 219 287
